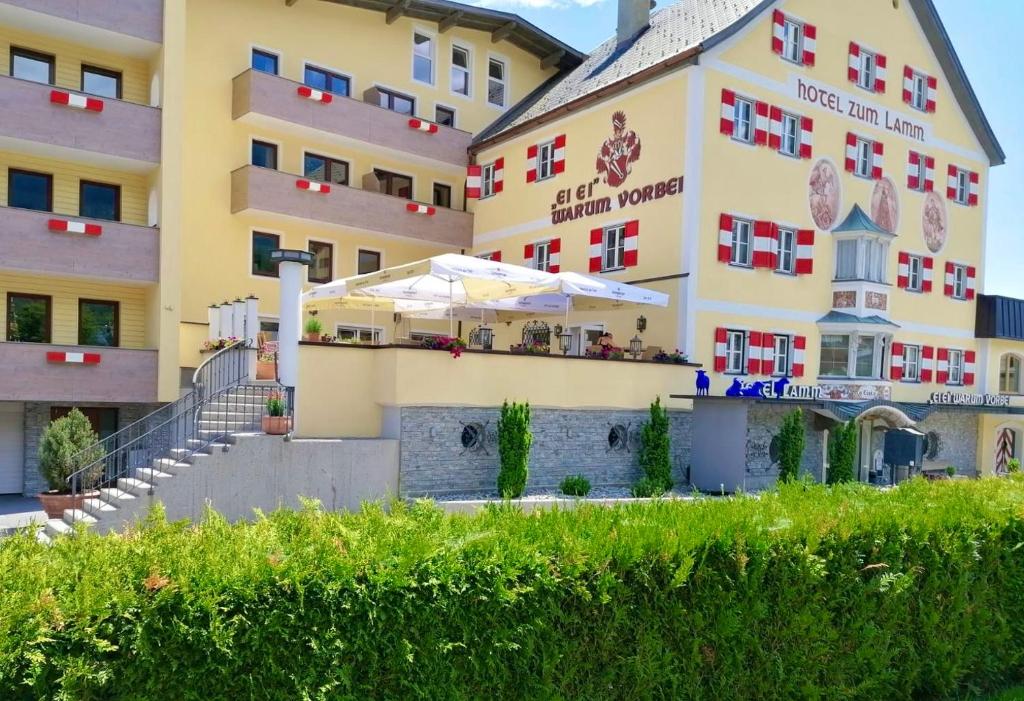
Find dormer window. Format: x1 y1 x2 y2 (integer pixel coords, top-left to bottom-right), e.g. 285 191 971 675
831 204 894 284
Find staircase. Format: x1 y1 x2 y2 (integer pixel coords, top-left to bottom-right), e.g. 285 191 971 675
39 344 292 542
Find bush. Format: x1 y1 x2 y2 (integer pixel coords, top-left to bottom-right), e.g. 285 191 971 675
827 420 858 484
630 476 666 498
1008 458 1021 474
303 316 323 335
497 401 531 498
559 474 591 497
4 479 1024 699
639 396 672 491
37 408 103 493
776 408 806 482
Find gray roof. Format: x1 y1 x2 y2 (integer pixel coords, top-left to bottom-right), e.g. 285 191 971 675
832 204 893 236
473 0 1004 167
976 294 1024 341
817 311 899 327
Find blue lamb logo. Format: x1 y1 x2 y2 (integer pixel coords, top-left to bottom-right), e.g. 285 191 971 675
726 378 766 397
773 377 790 397
695 370 710 396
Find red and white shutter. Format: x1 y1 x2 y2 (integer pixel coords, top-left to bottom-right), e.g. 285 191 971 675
46 351 101 364
526 144 538 183
296 179 330 194
589 228 603 272
795 229 814 274
848 42 861 85
552 134 566 174
802 23 816 66
718 213 733 263
922 256 934 292
50 90 103 112
799 117 813 159
871 141 884 179
408 118 438 133
466 165 482 199
924 156 935 191
791 336 806 377
897 251 910 289
523 243 535 268
921 346 934 382
925 75 937 112
623 220 639 267
296 85 333 103
405 202 435 215
946 164 958 200
936 348 950 384
966 266 977 300
771 10 785 55
720 89 736 135
944 261 955 297
493 158 505 194
964 350 977 385
48 218 102 236
890 342 904 381
875 53 887 93
907 152 921 190
844 132 857 173
747 331 763 375
902 66 914 105
548 238 561 273
968 171 979 206
760 332 775 376
753 101 769 146
752 220 777 269
768 106 782 150
714 328 729 373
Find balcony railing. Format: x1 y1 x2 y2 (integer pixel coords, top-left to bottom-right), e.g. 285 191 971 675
232 69 472 167
0 0 162 44
0 343 158 403
0 74 160 166
0 206 158 283
231 165 473 248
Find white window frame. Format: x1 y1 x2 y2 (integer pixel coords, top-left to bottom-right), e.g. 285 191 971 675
947 349 964 385
1000 354 1022 394
732 97 753 144
909 151 926 192
533 240 552 272
487 56 507 108
480 162 496 199
782 18 804 64
903 344 921 382
772 334 792 377
907 254 923 292
536 140 556 181
602 224 625 271
450 44 471 98
412 30 435 86
725 330 747 374
952 264 967 299
852 334 879 379
776 227 796 274
335 324 383 344
779 112 799 157
857 48 877 91
730 218 752 267
434 103 456 128
855 137 873 178
955 168 970 205
911 71 927 111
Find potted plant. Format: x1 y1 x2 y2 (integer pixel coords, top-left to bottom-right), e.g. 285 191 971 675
262 392 290 435
256 350 276 380
37 409 104 519
421 335 467 358
304 317 323 342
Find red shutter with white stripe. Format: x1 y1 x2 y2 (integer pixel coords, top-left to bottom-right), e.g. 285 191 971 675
802 23 816 65
926 75 937 112
921 345 934 382
771 10 785 55
943 261 955 297
48 219 102 236
968 171 979 206
897 251 910 289
296 179 330 194
553 134 566 174
799 117 813 159
760 333 775 376
922 256 934 292
720 89 736 135
964 350 977 385
902 65 914 105
623 220 639 267
50 90 103 112
747 331 763 375
848 42 861 85
466 165 481 199
966 266 977 300
791 336 806 377
524 243 535 267
718 213 733 263
488 251 502 262
844 132 857 173
890 342 904 381
874 53 887 92
405 203 435 215
795 229 814 274
871 140 884 179
493 158 505 194
714 327 728 373
526 144 538 183
924 156 935 191
936 347 950 384
589 228 603 272
768 106 782 150
46 351 101 364
408 118 439 134
753 101 769 146
907 152 921 190
752 220 777 269
296 85 333 104
548 238 561 273
946 164 958 200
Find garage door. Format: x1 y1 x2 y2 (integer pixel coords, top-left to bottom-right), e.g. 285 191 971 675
0 404 24 494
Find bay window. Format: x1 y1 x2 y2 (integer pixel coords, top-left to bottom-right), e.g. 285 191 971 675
819 333 888 379
833 235 890 283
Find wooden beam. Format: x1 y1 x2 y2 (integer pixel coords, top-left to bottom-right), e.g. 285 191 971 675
540 49 564 70
438 10 463 33
386 0 411 24
491 21 517 44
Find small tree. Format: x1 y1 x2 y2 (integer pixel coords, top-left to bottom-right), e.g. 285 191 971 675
639 396 673 492
497 401 532 498
776 408 806 483
38 409 103 493
827 420 858 485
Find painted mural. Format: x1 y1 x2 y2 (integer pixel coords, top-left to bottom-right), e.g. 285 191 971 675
922 190 948 253
870 176 899 234
595 111 642 187
808 158 841 230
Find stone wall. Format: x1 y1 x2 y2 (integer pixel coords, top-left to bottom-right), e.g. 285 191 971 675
918 411 979 476
398 406 693 497
744 404 825 491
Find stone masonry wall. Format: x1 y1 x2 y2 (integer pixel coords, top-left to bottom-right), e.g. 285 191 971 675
744 404 825 491
398 406 693 497
917 411 979 476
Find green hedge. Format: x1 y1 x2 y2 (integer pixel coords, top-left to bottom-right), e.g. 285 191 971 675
4 478 1024 700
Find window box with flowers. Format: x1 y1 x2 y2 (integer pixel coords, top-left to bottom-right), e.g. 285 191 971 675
421 335 467 358
586 346 625 360
653 349 689 364
202 336 240 352
510 340 550 355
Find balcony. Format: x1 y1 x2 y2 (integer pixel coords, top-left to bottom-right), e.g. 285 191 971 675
232 70 472 167
0 206 158 284
231 165 473 248
0 343 158 403
0 74 160 169
0 0 162 47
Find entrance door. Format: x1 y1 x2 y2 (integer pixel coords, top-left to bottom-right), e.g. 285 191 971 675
0 404 24 494
568 324 604 356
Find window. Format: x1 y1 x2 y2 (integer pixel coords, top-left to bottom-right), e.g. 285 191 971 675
260 319 280 342
725 330 746 374
909 151 926 191
304 153 349 185
481 162 496 199
782 19 803 63
856 49 876 91
251 49 279 75
836 237 888 282
358 249 381 275
953 168 970 205
304 65 350 97
732 97 753 143
251 140 278 169
603 225 625 271
413 33 434 84
820 334 850 377
903 344 920 382
79 181 120 221
78 299 119 347
948 349 964 385
376 87 415 115
730 218 752 267
432 183 451 209
373 169 413 199
779 113 799 157
435 105 456 127
1000 355 1022 394
854 335 877 378
6 292 51 343
533 240 552 272
535 141 556 181
864 239 886 283
907 254 923 292
776 227 796 274
487 58 506 107
855 137 873 178
8 169 52 212
952 264 967 299
251 232 280 277
10 47 54 84
451 46 470 96
308 241 333 284
910 71 927 111
336 326 381 344
773 335 792 376
81 65 121 99
835 239 858 280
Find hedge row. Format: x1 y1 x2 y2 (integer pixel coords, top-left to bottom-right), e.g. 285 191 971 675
3 477 1024 699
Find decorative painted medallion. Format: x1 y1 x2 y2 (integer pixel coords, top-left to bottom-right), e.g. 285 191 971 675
922 190 948 253
595 111 641 187
808 158 841 230
870 176 899 234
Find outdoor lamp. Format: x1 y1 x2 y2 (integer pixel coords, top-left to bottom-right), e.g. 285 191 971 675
629 335 643 359
558 330 572 355
636 315 647 333
478 325 493 350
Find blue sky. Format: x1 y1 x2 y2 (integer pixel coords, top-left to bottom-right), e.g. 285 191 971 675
479 0 1023 298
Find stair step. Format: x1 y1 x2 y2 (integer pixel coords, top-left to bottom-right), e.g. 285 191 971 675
100 487 137 505
35 527 51 545
135 467 173 483
186 438 230 450
63 509 98 527
83 497 118 516
45 518 72 539
152 457 189 473
117 477 154 495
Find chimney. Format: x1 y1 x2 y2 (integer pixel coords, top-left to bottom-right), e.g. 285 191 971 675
617 0 654 46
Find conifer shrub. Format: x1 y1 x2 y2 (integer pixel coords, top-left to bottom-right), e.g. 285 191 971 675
497 400 531 498
776 408 806 482
37 408 103 492
638 396 672 492
559 474 591 497
827 420 859 484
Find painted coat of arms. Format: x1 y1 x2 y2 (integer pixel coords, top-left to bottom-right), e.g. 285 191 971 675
595 111 641 187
